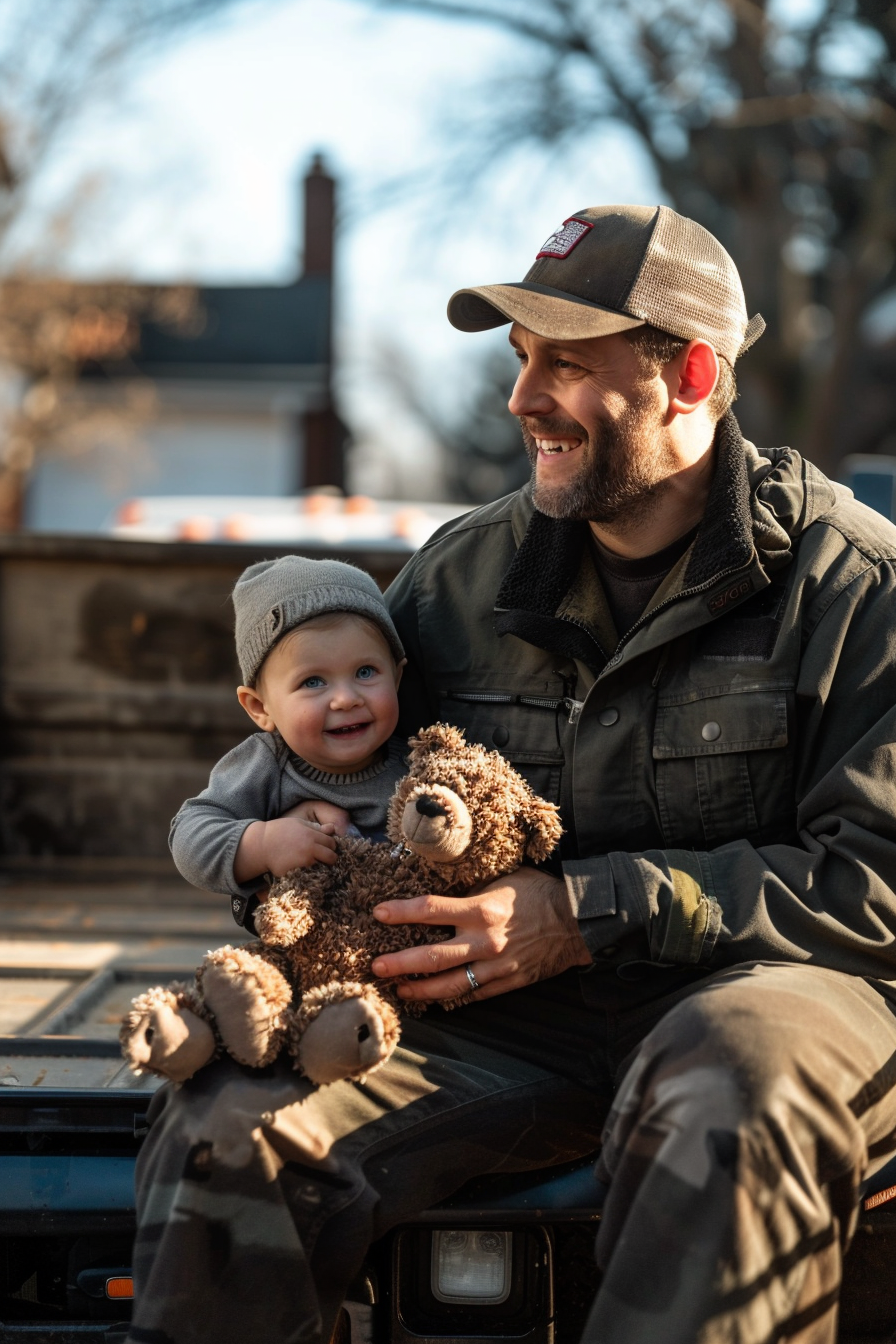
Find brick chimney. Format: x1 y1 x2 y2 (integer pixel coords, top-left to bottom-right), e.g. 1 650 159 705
302 152 335 277
299 152 345 490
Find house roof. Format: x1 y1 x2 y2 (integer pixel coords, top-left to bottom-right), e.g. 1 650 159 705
138 275 331 374
78 273 331 383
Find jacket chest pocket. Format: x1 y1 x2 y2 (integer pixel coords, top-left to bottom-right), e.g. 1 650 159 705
652 685 795 849
439 691 566 805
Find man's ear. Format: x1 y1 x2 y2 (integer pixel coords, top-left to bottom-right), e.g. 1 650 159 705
237 685 276 733
667 340 719 417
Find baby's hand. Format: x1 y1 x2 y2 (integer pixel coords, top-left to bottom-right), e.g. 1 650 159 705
282 800 353 836
261 817 338 875
234 817 337 883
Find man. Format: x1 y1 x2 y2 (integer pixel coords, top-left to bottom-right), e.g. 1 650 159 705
128 206 896 1344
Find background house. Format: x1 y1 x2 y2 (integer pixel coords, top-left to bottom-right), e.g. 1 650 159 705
23 155 344 533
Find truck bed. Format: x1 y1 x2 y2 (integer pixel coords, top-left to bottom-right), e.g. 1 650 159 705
0 877 242 1090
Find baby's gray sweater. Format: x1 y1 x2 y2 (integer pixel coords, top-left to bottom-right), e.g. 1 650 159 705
169 733 407 902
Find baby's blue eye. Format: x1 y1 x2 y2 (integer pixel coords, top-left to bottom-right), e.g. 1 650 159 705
356 665 376 680
302 675 325 689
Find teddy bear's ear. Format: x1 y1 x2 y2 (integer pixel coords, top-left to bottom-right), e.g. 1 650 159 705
408 723 467 759
522 794 564 862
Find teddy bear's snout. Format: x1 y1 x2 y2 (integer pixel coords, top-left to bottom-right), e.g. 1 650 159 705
400 788 473 862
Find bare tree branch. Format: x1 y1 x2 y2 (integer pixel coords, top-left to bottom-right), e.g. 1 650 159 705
718 91 896 134
365 0 587 47
0 0 262 528
351 0 896 475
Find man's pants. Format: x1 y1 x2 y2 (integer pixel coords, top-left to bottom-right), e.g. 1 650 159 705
125 963 896 1344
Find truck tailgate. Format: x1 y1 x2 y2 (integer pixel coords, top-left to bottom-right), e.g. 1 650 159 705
0 880 243 1338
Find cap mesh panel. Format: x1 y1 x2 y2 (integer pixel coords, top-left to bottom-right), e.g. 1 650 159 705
627 208 748 363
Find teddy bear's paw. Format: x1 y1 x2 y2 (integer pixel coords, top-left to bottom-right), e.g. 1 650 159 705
294 983 400 1086
119 985 216 1084
200 946 293 1068
254 893 314 947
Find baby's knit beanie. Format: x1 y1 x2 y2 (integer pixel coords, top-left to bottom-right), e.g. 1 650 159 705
233 555 405 685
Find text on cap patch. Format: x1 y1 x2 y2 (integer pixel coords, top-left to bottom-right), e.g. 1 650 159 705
537 217 593 260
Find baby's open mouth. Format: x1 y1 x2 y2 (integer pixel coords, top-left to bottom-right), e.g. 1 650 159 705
326 723 370 736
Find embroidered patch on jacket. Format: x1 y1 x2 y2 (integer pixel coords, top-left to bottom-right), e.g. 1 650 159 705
705 575 754 616
698 582 786 662
537 218 593 259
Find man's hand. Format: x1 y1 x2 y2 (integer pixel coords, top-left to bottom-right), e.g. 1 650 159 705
370 866 592 1003
233 817 338 884
281 800 352 835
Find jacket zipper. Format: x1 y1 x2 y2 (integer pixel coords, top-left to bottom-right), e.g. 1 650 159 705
592 560 756 674
486 563 755 723
445 689 584 724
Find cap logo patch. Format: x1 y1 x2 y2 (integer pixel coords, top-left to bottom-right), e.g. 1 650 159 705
536 217 593 260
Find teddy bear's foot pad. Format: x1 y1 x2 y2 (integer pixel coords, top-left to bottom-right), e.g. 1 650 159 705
202 957 289 1068
126 999 215 1084
299 997 393 1085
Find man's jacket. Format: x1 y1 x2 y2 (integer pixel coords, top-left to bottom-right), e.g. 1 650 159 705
386 412 896 989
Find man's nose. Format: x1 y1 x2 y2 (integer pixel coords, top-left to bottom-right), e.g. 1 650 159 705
507 363 554 418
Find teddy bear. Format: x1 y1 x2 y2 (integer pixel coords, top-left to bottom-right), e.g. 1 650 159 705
120 723 563 1088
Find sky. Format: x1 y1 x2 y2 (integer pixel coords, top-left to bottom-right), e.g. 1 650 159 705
52 0 664 496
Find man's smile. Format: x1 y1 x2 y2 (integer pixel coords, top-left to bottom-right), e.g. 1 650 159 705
535 437 583 455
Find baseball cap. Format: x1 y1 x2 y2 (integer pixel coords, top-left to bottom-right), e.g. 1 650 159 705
447 205 765 365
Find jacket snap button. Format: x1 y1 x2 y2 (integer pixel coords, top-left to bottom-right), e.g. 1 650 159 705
598 708 619 726
492 725 510 748
701 721 721 742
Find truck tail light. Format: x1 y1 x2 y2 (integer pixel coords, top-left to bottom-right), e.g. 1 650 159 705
430 1230 511 1304
105 1276 134 1299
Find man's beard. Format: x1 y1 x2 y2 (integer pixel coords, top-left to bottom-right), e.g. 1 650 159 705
521 401 675 529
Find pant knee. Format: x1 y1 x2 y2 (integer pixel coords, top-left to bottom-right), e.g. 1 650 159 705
603 973 865 1201
632 979 815 1125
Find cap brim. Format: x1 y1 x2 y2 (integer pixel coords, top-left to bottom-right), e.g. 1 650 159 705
447 282 646 341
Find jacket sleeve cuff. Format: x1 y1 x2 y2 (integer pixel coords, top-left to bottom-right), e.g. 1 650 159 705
562 849 721 966
561 853 641 960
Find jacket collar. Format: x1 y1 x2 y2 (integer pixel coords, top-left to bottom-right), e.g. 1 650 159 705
494 412 791 669
495 510 600 666
682 410 752 585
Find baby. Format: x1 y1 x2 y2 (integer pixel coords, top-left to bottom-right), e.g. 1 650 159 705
169 555 407 932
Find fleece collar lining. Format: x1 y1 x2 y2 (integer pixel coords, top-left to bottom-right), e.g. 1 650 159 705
494 411 754 670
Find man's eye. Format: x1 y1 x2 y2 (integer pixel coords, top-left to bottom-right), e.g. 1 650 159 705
356 665 377 680
302 675 325 689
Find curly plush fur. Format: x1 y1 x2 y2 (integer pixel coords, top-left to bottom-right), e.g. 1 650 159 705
120 723 563 1088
